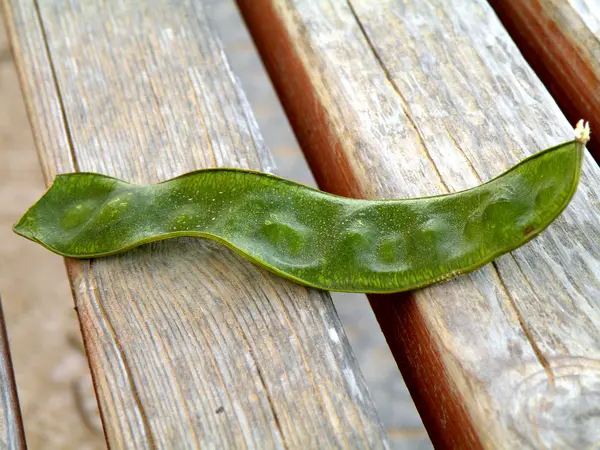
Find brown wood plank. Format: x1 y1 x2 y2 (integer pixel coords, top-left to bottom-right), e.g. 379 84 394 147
490 0 600 160
1 1 388 448
0 299 26 450
237 0 600 448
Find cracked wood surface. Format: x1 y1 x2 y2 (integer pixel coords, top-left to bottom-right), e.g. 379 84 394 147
2 0 388 448
237 0 600 448
490 0 600 160
0 299 26 450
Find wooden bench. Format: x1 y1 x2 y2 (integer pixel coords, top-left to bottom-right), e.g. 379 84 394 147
2 1 386 448
490 0 600 161
2 0 600 448
0 299 25 449
238 0 600 448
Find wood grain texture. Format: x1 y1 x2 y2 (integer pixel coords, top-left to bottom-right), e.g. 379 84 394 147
2 1 388 448
237 0 600 448
490 0 600 160
0 299 26 450
205 4 432 447
0 18 105 447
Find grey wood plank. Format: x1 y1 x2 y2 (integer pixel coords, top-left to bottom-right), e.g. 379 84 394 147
237 0 600 448
206 3 431 448
0 299 26 450
2 1 388 448
0 19 105 448
490 0 600 159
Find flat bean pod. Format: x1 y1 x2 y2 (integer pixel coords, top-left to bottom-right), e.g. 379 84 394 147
14 138 585 293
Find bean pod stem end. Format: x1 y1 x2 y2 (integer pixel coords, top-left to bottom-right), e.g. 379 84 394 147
575 119 591 144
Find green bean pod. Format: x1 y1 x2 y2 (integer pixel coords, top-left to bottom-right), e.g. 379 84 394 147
14 138 585 293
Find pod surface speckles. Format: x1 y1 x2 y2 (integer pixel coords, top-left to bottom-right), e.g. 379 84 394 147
14 140 584 293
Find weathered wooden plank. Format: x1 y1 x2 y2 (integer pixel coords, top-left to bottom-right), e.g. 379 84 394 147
0 18 105 447
0 299 26 450
206 3 433 448
2 1 388 448
490 0 600 160
237 0 600 448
